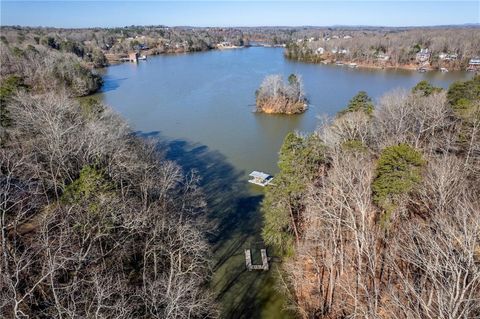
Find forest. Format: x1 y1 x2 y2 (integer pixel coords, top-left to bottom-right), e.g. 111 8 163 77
0 27 217 318
1 22 480 319
261 77 480 318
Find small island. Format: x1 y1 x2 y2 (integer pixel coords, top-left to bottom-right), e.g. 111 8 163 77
255 73 307 114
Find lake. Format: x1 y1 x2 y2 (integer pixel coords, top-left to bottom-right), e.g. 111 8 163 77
98 47 471 318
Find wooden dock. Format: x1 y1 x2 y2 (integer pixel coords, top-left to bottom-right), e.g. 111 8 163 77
245 249 269 271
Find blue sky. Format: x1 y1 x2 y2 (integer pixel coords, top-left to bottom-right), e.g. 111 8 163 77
1 1 479 28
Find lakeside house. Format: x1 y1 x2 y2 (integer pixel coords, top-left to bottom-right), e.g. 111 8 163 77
332 48 348 54
468 57 480 71
416 48 431 62
376 53 390 62
439 52 458 61
469 57 480 65
315 47 325 55
133 43 149 51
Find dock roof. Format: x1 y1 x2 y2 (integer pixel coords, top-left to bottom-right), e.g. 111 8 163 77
249 171 270 179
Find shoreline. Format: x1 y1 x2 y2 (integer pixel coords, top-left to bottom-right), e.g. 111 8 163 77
284 55 474 72
104 45 247 65
104 47 475 74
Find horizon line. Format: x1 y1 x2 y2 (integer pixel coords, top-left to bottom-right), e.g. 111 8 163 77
1 23 479 29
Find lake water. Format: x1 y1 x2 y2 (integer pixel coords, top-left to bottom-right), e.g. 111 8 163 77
98 47 471 318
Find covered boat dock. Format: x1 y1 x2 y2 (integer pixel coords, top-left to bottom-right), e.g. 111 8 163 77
248 171 274 187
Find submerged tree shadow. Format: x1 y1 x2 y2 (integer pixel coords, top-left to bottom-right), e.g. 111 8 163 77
139 131 287 319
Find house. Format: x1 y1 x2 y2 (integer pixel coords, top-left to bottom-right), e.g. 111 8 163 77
308 37 315 42
439 52 458 61
447 53 458 61
376 53 390 61
133 43 150 51
469 57 480 65
468 57 480 70
315 47 325 55
416 48 431 62
343 35 352 39
339 49 349 54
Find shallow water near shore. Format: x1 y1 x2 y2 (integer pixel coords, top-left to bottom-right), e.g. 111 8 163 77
97 47 471 318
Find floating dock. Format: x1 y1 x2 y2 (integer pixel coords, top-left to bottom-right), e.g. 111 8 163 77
245 249 269 271
248 171 274 187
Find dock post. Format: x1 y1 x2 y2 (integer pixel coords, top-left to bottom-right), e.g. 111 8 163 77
245 249 252 271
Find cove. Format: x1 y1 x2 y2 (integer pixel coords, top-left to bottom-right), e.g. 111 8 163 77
98 47 470 318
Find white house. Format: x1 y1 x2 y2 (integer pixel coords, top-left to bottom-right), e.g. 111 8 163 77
316 47 325 54
469 57 480 65
376 53 390 61
439 52 458 61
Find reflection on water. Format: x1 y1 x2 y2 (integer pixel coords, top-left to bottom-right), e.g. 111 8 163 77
143 132 290 318
99 48 471 318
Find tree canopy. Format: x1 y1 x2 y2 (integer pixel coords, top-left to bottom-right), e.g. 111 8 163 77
261 132 325 256
412 80 442 96
339 91 374 116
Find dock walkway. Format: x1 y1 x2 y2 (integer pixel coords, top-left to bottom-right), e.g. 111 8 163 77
245 249 269 271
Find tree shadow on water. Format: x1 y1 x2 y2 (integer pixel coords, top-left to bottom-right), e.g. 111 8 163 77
99 76 127 93
139 132 284 319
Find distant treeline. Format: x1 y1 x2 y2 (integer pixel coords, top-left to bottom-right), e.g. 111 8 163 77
2 25 479 69
0 26 247 65
284 27 480 70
